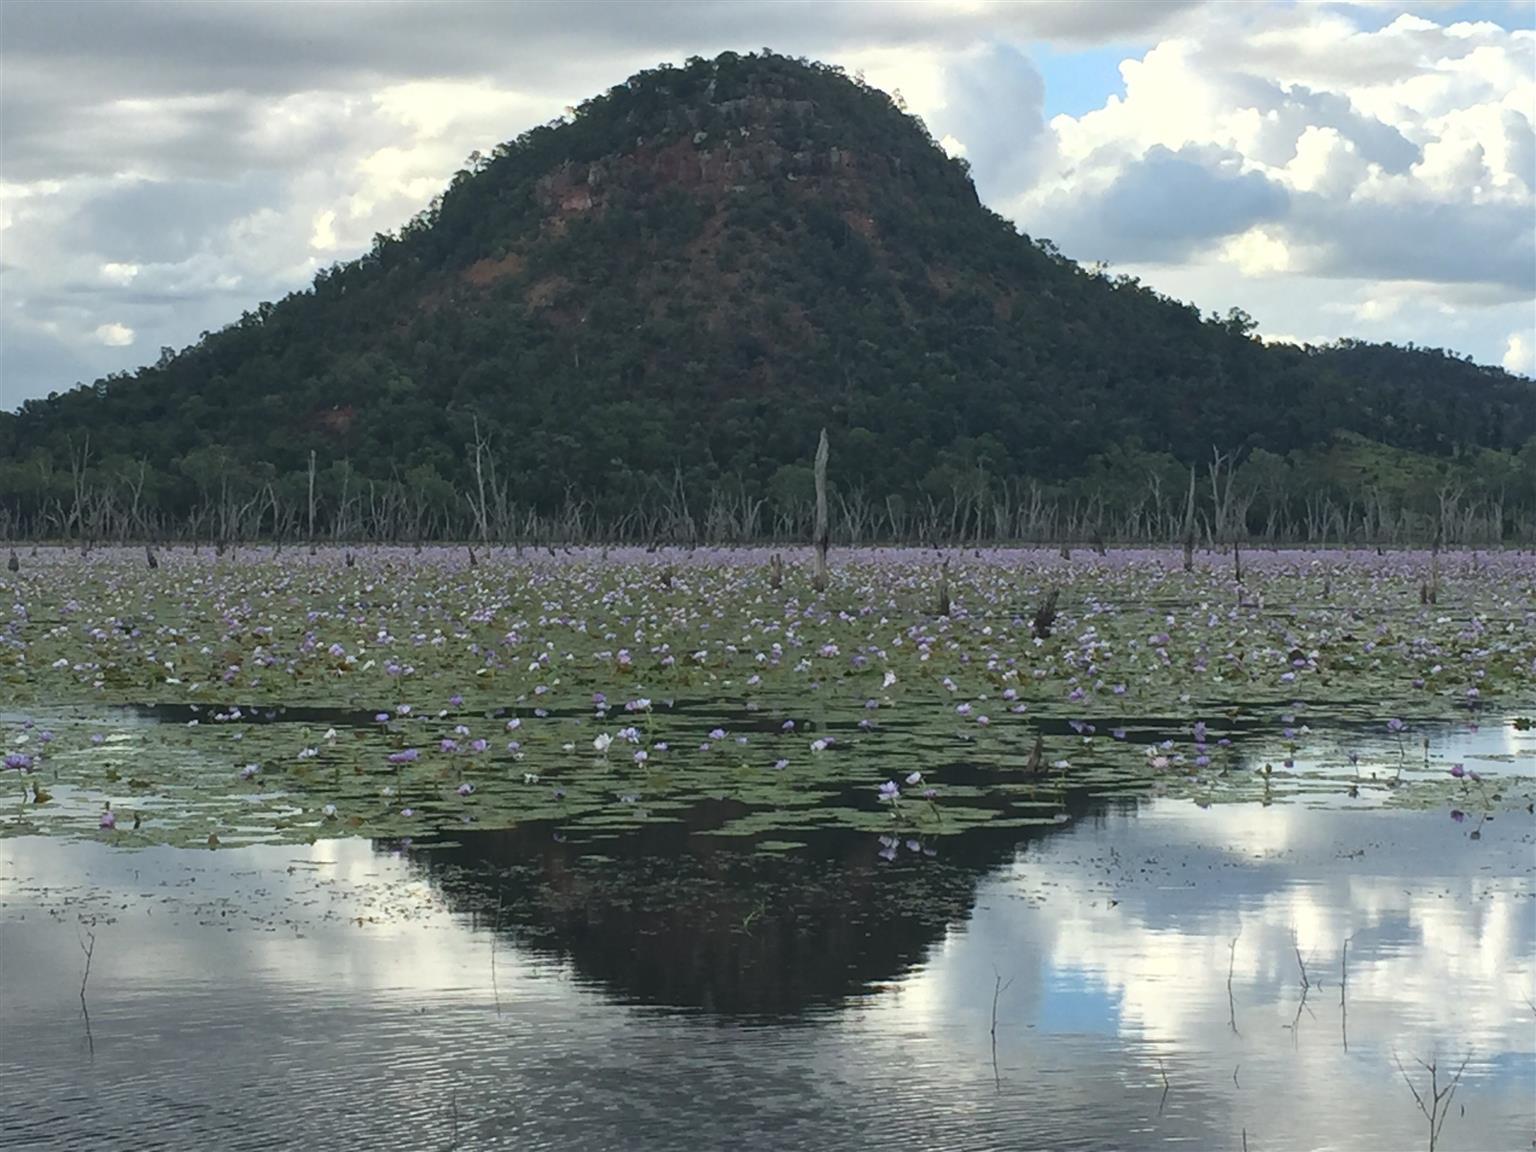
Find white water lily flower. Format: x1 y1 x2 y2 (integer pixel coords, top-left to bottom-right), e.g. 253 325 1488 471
882 670 897 689
593 732 613 753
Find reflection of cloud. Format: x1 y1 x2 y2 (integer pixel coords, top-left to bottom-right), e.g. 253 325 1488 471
0 838 561 1009
3 797 1532 1150
873 801 1535 1148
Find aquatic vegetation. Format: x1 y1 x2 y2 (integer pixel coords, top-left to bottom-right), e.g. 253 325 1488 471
2 545 1533 846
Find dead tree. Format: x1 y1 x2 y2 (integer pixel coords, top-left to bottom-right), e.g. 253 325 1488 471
812 428 830 592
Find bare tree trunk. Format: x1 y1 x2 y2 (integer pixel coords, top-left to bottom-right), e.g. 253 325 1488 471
307 450 317 554
812 428 829 592
1182 463 1197 572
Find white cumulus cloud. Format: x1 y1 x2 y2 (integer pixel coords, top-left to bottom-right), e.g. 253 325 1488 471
1503 331 1534 376
92 322 135 347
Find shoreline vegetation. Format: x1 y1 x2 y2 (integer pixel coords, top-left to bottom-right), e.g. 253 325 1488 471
4 442 1535 549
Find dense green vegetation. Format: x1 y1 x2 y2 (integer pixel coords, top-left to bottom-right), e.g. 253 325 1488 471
2 51 1532 543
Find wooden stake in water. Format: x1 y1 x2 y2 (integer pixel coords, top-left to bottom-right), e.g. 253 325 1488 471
812 429 829 593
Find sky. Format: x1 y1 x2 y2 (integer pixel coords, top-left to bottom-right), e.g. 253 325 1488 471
2 0 1533 411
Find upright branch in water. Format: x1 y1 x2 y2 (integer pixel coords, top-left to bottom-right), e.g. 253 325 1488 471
768 552 783 591
990 967 1013 1092
307 449 317 555
936 558 951 617
1182 463 1197 572
812 428 829 592
1340 936 1351 1052
79 929 96 1058
1393 1050 1472 1152
1227 934 1241 1036
1424 530 1442 605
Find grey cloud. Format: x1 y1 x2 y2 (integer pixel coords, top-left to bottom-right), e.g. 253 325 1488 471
62 175 285 265
1218 75 1420 174
1035 144 1291 263
0 321 103 409
0 1 1203 183
2 0 1202 98
1292 194 1536 293
935 44 1050 201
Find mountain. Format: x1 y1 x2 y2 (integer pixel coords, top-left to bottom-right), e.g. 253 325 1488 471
2 50 1533 542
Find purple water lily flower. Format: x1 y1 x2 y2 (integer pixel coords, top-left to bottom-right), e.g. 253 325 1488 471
99 809 116 830
388 748 420 764
1450 763 1466 778
457 782 476 797
879 780 900 801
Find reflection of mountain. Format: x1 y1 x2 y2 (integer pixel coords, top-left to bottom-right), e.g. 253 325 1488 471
397 791 1114 1016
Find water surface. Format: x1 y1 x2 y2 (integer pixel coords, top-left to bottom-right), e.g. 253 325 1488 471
4 793 1532 1151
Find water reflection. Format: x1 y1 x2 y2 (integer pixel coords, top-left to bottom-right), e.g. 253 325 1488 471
396 795 1106 1016
2 799 1532 1150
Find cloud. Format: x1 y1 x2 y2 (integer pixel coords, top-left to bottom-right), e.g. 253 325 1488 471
1504 332 1534 375
997 4 1534 353
1033 144 1291 262
933 44 1052 199
91 322 136 347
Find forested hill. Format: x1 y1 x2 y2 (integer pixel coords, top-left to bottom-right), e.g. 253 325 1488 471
2 50 1533 542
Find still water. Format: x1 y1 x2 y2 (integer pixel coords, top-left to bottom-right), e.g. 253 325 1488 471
3 785 1533 1152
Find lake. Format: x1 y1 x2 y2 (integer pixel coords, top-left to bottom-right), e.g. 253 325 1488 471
2 546 1534 1148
